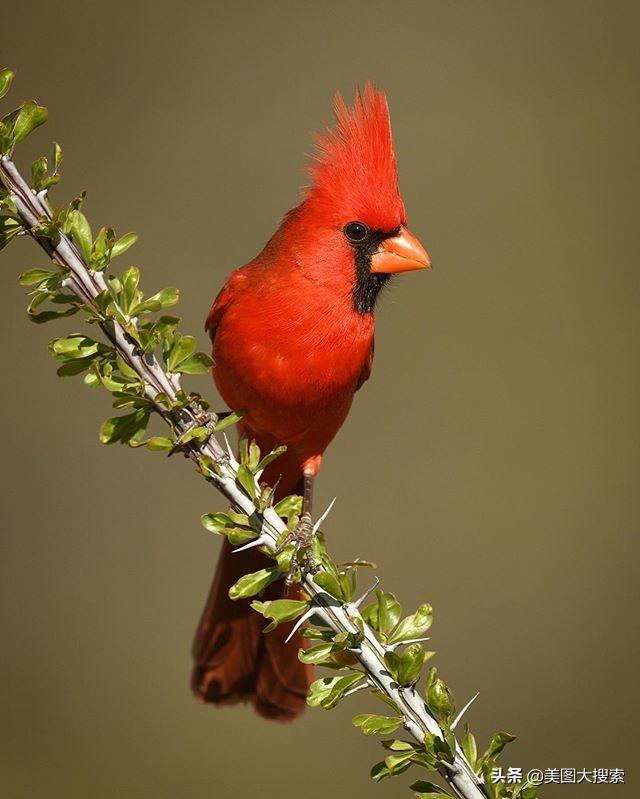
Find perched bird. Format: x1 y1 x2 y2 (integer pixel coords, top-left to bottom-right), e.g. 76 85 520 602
192 84 430 721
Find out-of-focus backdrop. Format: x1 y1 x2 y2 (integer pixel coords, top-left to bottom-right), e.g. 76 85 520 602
2 2 638 797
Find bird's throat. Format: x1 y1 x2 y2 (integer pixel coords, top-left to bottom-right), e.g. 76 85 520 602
352 231 392 315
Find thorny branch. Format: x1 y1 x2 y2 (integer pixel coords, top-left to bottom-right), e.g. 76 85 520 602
0 72 533 799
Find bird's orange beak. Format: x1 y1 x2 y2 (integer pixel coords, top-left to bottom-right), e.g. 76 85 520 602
370 226 431 274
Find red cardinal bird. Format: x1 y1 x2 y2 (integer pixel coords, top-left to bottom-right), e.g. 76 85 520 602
192 84 430 721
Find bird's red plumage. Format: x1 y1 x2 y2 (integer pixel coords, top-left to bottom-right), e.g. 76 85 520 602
192 84 418 721
306 82 407 232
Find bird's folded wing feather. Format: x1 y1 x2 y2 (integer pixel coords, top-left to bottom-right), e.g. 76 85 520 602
205 271 247 341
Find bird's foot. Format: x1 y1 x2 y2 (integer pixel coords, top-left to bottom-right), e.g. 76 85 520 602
280 512 317 586
167 405 219 458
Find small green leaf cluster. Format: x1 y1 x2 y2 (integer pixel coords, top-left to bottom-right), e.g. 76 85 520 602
0 69 47 155
0 69 215 455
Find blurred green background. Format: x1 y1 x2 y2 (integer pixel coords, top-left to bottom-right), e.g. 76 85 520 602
2 1 638 797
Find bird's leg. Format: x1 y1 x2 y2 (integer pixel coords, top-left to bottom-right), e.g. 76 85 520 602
282 473 317 585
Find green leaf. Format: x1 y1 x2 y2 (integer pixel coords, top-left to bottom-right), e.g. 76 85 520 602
111 394 150 409
68 209 92 263
84 371 101 387
235 463 257 499
273 494 302 519
313 570 343 599
396 643 427 686
146 436 174 451
116 354 139 380
228 509 252 527
0 214 22 250
56 357 96 376
12 101 47 143
384 750 417 776
246 440 261 471
150 285 179 308
251 598 309 632
298 641 336 664
31 156 47 189
270 543 293 574
175 351 213 375
89 227 115 270
0 68 14 100
29 292 78 325
50 334 103 362
99 409 149 445
381 739 422 752
425 668 453 719
18 268 56 286
338 566 356 602
423 730 455 765
52 141 63 172
353 714 403 736
409 780 451 797
255 445 286 472
111 231 137 258
29 304 79 324
226 527 259 546
209 410 240 432
370 759 412 782
307 673 364 709
200 512 233 534
462 726 477 769
166 333 196 371
228 567 279 600
121 266 140 311
200 514 258 545
384 649 400 680
362 590 401 635
388 603 433 645
483 731 516 761
131 286 179 316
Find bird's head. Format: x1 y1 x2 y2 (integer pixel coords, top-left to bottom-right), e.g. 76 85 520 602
297 83 430 314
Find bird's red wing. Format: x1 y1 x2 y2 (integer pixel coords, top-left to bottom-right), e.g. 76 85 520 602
205 271 247 342
356 337 375 391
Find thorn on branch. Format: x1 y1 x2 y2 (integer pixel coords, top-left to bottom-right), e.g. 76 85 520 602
351 576 380 609
232 535 268 553
342 678 372 699
223 433 239 468
312 496 337 534
451 691 480 730
284 606 316 644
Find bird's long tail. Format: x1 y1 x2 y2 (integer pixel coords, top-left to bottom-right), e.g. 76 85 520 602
191 432 313 721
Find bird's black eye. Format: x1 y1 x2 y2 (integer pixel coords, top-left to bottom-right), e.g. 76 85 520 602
344 221 369 244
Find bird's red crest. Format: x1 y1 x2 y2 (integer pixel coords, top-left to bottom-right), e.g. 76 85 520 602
305 83 407 232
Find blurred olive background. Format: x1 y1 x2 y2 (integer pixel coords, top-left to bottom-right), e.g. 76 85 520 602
2 1 639 797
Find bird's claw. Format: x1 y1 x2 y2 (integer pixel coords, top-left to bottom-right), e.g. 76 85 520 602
167 405 219 457
280 512 317 586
